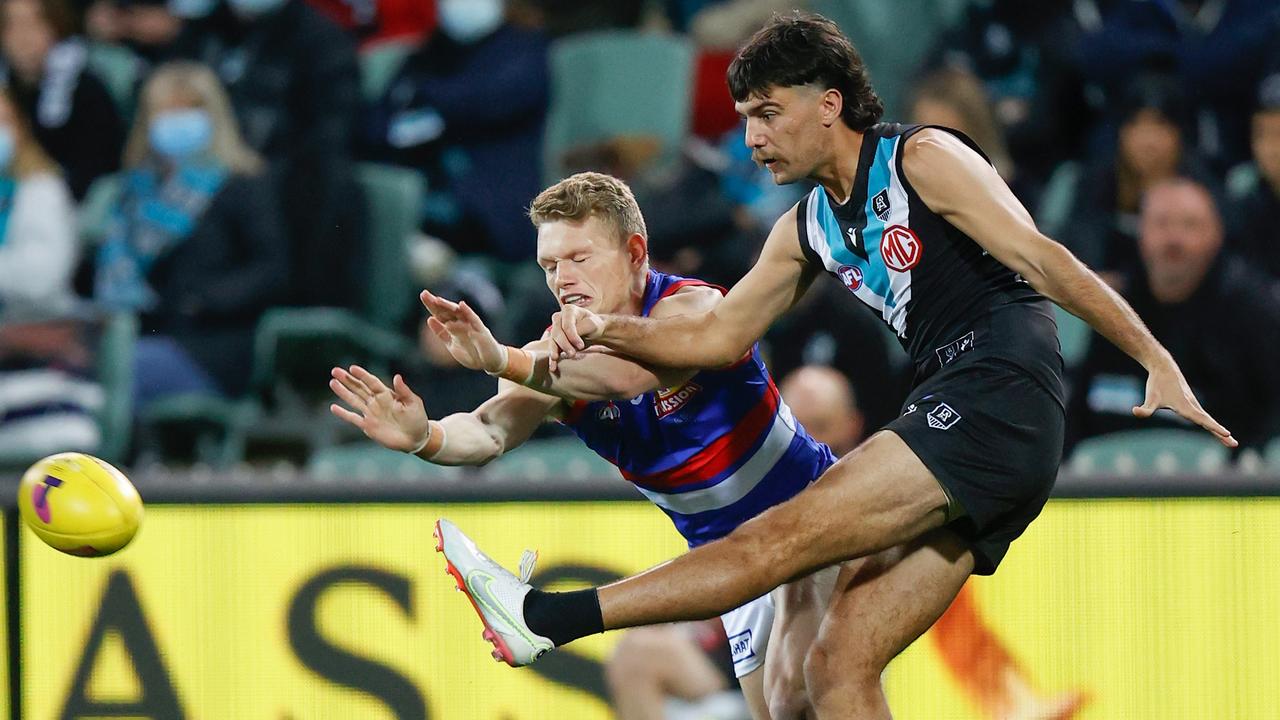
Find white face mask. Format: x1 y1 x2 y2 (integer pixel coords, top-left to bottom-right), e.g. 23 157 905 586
226 0 286 17
438 0 504 44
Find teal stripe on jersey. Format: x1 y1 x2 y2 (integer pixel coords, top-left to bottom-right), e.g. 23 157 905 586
813 136 900 310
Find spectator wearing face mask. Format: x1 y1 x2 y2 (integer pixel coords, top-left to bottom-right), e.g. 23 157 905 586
363 0 549 261
170 0 366 309
94 62 288 411
0 0 125 199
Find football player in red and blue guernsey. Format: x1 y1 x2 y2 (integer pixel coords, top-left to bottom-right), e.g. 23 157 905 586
330 171 839 719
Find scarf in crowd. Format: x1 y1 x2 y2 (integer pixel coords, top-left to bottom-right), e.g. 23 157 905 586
0 177 17 249
94 160 228 310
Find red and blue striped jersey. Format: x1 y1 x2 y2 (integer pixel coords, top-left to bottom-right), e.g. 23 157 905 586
562 270 837 547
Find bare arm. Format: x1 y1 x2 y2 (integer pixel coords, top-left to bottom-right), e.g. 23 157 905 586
550 206 815 369
902 129 1235 446
329 365 561 466
421 288 714 401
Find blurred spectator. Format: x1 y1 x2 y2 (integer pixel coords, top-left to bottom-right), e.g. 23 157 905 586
778 365 862 456
0 85 77 314
306 0 433 48
83 0 180 62
1066 178 1280 452
364 0 548 262
908 67 1033 202
0 84 100 455
1057 74 1216 291
1226 69 1280 283
171 0 367 309
927 0 1099 189
1076 0 1280 171
93 62 287 410
0 0 125 198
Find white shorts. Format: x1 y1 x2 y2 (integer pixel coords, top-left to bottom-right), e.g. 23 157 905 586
720 592 774 678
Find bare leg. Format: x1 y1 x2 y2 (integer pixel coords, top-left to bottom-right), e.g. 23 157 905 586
599 431 950 629
764 565 842 719
803 528 974 719
606 625 728 720
739 666 771 720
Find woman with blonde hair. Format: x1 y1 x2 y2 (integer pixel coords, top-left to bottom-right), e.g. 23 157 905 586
95 61 288 412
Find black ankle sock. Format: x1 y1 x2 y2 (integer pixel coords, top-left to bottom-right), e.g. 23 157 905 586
523 588 603 647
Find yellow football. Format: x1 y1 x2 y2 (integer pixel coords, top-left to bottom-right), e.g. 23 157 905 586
17 452 143 557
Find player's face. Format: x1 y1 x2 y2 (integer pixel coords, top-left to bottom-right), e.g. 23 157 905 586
736 85 827 184
536 216 644 315
1252 110 1280 190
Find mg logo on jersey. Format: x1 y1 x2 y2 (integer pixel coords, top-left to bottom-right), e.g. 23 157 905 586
836 264 863 292
882 225 922 271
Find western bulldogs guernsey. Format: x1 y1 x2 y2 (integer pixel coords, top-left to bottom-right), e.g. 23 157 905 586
796 123 1065 404
563 270 836 548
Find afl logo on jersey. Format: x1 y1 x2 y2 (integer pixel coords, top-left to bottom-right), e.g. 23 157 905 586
837 265 863 292
882 225 922 272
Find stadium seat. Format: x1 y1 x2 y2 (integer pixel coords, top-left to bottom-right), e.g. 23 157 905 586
482 438 619 482
1224 162 1260 201
308 442 461 481
1036 160 1081 239
1068 429 1230 476
359 39 418 101
78 174 123 244
1264 437 1280 471
96 311 137 464
136 392 259 468
86 42 140 117
543 31 694 183
1054 304 1091 368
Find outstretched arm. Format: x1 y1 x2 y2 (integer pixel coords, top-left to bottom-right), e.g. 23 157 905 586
421 288 719 400
548 206 815 370
902 129 1236 447
329 365 560 466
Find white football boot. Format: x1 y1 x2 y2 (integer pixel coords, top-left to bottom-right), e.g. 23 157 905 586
434 518 554 666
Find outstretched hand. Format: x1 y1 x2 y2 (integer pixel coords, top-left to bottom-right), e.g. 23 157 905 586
1137 358 1237 447
420 290 508 374
329 365 431 453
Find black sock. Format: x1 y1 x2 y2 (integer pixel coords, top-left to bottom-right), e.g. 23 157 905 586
523 588 603 647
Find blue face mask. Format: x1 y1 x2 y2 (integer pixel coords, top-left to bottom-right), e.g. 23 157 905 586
0 127 14 172
149 109 214 160
438 0 503 44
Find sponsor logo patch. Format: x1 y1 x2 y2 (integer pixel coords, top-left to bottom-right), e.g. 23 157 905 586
882 224 922 271
655 382 702 419
871 189 891 221
934 331 975 367
837 264 864 292
729 629 755 664
927 403 961 430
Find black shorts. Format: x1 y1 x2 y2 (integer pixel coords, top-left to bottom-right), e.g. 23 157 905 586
886 356 1065 575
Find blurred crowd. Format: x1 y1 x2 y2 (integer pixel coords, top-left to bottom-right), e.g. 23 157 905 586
1 0 1279 468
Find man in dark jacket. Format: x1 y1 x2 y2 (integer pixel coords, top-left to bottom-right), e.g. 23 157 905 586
171 0 367 309
1068 177 1280 451
1226 70 1280 283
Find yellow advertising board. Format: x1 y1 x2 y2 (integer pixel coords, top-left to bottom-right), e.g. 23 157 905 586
17 499 1280 719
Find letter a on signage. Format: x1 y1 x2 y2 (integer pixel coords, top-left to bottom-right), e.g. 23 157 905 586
60 570 184 719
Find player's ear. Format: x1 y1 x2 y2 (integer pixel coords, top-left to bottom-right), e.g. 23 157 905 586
625 233 648 268
820 88 843 128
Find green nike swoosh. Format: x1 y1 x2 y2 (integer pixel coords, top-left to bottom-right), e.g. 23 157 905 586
467 570 553 653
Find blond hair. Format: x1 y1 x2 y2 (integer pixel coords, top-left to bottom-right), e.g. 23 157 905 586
528 172 647 243
0 87 58 178
123 61 263 175
909 68 1013 180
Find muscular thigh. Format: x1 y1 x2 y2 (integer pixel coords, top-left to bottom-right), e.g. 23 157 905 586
749 430 952 583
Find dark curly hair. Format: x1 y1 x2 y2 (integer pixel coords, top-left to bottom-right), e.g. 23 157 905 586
728 11 883 132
